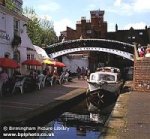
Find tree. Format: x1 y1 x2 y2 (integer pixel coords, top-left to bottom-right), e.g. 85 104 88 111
23 7 57 47
5 0 15 11
40 18 58 47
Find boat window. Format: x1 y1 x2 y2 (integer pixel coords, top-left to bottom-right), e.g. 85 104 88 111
91 75 96 80
117 74 121 81
98 74 115 81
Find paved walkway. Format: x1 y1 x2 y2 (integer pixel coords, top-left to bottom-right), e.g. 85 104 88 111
103 81 150 139
0 78 88 125
118 91 150 139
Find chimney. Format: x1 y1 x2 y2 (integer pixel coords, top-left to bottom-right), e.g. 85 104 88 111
115 24 118 32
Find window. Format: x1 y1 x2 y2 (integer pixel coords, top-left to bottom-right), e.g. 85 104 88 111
139 32 143 35
91 75 96 81
27 54 30 60
13 50 20 62
26 54 35 69
0 12 6 31
14 19 20 34
27 54 34 60
31 54 34 59
117 74 121 81
98 74 115 81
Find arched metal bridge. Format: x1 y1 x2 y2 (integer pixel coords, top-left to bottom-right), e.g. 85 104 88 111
45 39 134 61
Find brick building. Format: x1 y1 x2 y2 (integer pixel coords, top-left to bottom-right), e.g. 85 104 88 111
59 10 107 41
107 24 150 46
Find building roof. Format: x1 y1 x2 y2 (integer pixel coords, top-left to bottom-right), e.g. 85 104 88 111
20 25 35 50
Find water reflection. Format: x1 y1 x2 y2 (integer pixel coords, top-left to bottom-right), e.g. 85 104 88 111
87 90 118 115
36 92 117 139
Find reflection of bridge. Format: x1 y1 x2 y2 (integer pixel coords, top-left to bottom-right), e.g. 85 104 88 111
59 112 105 125
45 39 134 61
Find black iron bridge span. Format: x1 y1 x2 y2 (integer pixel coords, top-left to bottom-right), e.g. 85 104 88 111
45 39 134 61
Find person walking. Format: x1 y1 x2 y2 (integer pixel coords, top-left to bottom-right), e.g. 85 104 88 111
86 67 90 79
81 67 86 80
76 66 81 80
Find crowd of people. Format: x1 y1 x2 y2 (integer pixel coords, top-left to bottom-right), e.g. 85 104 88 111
76 66 90 80
0 69 21 95
137 45 150 57
0 66 71 96
0 65 91 96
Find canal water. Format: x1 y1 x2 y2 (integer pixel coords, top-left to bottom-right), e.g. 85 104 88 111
36 92 117 139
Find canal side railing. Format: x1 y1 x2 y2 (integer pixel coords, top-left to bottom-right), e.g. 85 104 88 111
133 45 150 92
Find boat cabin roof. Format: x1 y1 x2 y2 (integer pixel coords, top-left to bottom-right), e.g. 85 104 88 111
91 71 118 77
89 67 121 82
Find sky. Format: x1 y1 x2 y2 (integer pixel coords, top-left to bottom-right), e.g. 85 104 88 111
23 0 150 36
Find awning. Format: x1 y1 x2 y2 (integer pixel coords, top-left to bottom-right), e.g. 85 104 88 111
0 57 20 69
52 61 66 67
43 59 54 65
22 59 42 66
43 59 65 67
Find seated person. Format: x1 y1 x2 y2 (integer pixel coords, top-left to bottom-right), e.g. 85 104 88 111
12 69 22 81
28 70 37 88
37 70 45 79
0 69 8 83
52 69 59 84
145 47 150 57
64 70 69 81
0 69 9 94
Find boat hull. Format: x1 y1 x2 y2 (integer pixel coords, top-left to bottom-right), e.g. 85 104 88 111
87 81 123 95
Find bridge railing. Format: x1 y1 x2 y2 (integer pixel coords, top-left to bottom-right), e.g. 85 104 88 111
133 45 150 92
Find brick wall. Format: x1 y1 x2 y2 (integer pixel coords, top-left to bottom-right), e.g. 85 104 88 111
134 58 150 92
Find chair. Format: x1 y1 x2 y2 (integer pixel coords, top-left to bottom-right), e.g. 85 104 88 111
12 77 27 94
41 75 47 88
57 73 65 85
36 76 44 90
64 74 69 82
46 76 53 86
49 77 53 86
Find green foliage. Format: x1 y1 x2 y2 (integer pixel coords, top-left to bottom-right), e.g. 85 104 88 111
5 0 15 11
23 7 57 47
